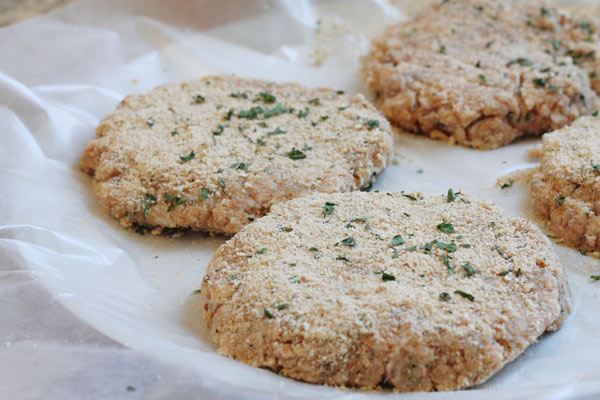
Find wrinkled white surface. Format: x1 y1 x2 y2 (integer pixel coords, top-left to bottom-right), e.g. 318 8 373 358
1 0 600 399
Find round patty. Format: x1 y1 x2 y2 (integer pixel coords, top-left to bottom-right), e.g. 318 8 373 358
365 0 600 149
531 116 600 255
80 75 393 235
201 191 571 391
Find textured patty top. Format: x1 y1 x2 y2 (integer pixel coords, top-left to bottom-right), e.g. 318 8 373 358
531 115 600 252
366 0 600 149
202 191 571 392
80 75 393 235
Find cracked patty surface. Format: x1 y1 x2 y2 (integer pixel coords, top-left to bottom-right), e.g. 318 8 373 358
366 0 600 149
80 75 393 235
531 116 600 255
202 191 571 391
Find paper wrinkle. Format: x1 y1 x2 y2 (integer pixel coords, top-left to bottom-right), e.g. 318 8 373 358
1 0 600 399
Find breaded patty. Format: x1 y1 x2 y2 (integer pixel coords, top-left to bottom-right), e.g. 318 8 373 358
366 0 600 149
531 116 600 255
202 191 571 391
80 75 393 235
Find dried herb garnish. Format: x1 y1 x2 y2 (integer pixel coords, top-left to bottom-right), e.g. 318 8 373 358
437 222 455 233
454 290 475 301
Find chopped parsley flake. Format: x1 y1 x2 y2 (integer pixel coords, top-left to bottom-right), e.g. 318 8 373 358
580 249 588 256
447 188 457 203
212 124 229 135
142 193 157 219
507 58 534 67
555 197 565 206
462 262 480 277
230 92 249 99
263 308 273 319
439 292 451 301
276 303 289 310
433 240 457 252
342 237 357 247
533 78 547 87
171 130 178 136
231 162 250 172
437 222 455 233
391 235 405 246
592 164 600 174
454 290 475 302
298 107 310 118
591 275 600 281
478 74 487 83
263 104 288 118
439 45 447 54
217 178 226 188
193 94 206 104
366 120 380 130
501 181 514 189
267 127 286 136
238 106 263 119
256 248 267 255
199 188 210 200
381 271 396 281
323 202 336 216
164 193 187 211
336 255 350 262
179 151 195 163
286 148 307 160
258 92 276 103
402 194 417 201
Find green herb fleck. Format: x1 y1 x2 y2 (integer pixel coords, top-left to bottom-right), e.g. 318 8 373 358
433 240 458 252
342 237 356 247
437 222 455 233
454 290 475 301
507 58 533 67
462 262 480 277
447 188 457 203
580 249 588 256
193 94 206 104
555 197 565 206
212 124 229 135
258 92 276 103
263 308 273 319
381 272 396 281
308 98 321 106
323 202 336 216
286 148 307 160
230 91 249 99
402 193 417 201
533 78 546 87
276 303 289 310
439 45 446 54
231 162 250 172
439 292 451 301
591 275 600 281
391 235 405 246
164 193 187 212
199 188 210 201
238 106 263 119
478 74 487 83
267 127 286 136
256 248 267 255
264 104 288 118
298 107 310 118
366 120 380 130
179 151 195 163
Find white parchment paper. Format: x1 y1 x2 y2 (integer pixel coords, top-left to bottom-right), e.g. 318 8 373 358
1 0 600 399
